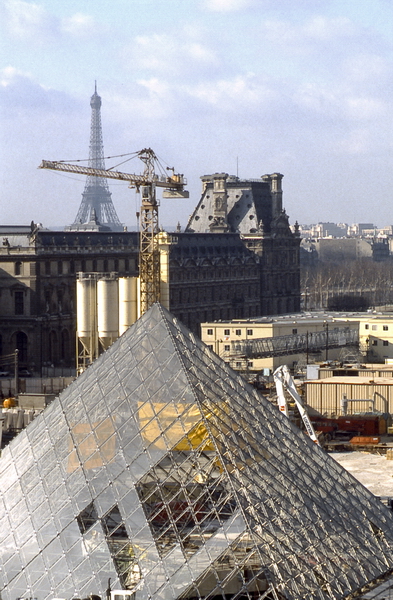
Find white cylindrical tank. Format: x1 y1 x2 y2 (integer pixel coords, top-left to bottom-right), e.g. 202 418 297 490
158 231 171 310
77 276 97 341
97 278 119 349
119 277 139 335
16 408 24 430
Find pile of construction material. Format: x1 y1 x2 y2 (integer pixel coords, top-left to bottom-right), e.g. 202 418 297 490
1 406 40 448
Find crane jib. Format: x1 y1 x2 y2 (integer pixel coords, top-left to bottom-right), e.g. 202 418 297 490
39 151 189 316
38 160 187 190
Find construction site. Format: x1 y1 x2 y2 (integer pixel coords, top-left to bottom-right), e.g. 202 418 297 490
1 304 393 600
1 88 393 600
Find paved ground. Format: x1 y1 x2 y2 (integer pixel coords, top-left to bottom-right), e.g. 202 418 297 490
327 451 393 598
331 450 393 498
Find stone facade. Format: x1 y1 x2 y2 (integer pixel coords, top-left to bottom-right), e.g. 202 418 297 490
186 171 300 319
0 225 138 374
0 173 300 372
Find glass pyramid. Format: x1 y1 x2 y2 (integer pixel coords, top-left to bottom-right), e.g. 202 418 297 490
0 304 393 600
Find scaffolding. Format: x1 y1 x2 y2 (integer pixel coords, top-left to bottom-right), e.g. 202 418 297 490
230 326 359 361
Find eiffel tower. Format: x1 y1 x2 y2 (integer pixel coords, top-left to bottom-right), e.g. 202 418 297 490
68 83 123 231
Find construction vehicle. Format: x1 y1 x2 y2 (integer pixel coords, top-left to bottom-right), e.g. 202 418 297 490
39 148 189 315
273 365 321 446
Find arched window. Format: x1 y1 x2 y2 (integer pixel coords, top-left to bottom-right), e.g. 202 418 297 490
15 261 22 276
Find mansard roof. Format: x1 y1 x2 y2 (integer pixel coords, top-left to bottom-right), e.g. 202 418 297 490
186 176 279 235
0 304 392 600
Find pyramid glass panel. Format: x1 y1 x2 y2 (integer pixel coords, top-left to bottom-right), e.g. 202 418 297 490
1 304 393 600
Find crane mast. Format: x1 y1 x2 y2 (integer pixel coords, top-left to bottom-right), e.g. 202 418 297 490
39 148 188 315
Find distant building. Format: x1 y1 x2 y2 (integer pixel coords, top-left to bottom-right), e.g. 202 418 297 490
0 224 138 374
347 223 375 237
311 222 347 238
2 80 301 371
372 238 390 261
299 236 390 265
187 172 284 235
0 197 300 372
186 171 301 314
200 311 393 374
315 237 373 261
201 313 359 373
354 313 393 363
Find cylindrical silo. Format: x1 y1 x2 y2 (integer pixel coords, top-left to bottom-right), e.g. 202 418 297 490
119 277 139 335
97 277 119 350
77 275 97 348
158 231 171 310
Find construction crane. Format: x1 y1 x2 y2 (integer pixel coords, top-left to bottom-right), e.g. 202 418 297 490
39 148 189 315
273 365 321 446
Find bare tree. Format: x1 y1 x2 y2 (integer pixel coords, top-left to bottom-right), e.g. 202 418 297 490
301 259 393 311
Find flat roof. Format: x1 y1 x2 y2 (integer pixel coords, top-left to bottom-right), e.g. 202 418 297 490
202 310 393 326
307 376 393 385
202 312 363 325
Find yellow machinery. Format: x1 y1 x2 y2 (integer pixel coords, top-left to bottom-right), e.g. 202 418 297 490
39 148 188 315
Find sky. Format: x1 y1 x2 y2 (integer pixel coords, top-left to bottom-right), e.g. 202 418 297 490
1 0 393 230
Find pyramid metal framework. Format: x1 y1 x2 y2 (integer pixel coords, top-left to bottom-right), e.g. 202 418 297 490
70 85 123 231
1 304 393 600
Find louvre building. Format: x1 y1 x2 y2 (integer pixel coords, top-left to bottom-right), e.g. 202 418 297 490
1 304 393 600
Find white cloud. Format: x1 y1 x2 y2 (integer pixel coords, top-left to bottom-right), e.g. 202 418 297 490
137 77 170 98
303 16 356 41
336 128 371 155
128 31 220 77
342 53 390 83
344 96 387 121
294 82 387 123
106 81 173 122
188 43 217 64
0 65 30 87
3 1 100 43
261 19 299 45
293 83 341 116
261 15 358 52
187 74 277 111
61 13 97 38
3 0 57 41
202 0 256 11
